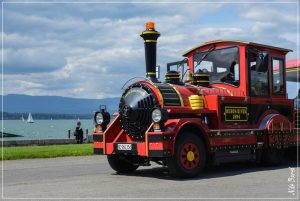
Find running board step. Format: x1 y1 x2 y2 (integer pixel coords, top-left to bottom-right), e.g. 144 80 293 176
214 149 257 165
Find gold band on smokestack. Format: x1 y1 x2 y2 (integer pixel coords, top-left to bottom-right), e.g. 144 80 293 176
140 22 160 82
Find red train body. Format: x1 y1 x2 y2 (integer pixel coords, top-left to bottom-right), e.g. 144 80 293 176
93 22 299 178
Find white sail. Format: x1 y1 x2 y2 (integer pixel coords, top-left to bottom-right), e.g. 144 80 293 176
27 113 34 123
21 115 25 122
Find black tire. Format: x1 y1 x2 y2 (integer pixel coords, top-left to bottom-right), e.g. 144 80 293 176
262 148 284 165
167 132 206 178
107 155 139 173
285 147 299 161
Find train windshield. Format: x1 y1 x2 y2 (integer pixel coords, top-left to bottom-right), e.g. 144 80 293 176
193 47 240 87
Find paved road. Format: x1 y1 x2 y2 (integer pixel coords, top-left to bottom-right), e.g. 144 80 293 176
2 155 299 200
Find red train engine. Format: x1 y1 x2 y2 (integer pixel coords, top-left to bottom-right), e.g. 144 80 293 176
93 22 299 178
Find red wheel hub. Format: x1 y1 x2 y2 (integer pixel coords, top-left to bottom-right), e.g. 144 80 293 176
180 143 200 170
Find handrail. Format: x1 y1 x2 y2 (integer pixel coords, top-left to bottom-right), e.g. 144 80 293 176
121 77 154 90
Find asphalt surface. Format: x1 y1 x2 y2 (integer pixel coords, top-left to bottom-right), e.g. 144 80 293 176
1 155 299 200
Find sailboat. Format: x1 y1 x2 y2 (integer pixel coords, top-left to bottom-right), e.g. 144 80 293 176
27 113 34 123
21 115 25 122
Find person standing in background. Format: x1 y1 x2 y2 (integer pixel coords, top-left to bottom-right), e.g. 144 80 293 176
74 121 83 144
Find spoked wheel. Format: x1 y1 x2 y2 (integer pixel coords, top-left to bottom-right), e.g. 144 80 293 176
167 132 206 178
285 147 299 161
180 143 200 170
262 148 284 165
107 155 139 174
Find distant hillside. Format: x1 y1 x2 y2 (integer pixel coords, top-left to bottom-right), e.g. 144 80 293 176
2 112 92 120
1 94 120 114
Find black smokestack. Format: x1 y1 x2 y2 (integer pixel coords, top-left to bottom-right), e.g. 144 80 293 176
140 22 160 82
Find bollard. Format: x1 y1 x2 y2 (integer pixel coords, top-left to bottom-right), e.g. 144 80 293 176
68 129 71 139
86 129 89 143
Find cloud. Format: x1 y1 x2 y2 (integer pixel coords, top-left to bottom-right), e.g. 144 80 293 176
2 2 298 99
4 47 66 73
242 4 297 26
235 3 298 59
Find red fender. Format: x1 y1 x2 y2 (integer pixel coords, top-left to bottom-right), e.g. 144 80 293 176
259 114 292 148
163 118 210 154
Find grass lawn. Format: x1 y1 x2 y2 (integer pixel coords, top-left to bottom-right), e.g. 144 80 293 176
1 144 94 160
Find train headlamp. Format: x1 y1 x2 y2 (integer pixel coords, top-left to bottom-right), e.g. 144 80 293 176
151 108 168 123
152 108 162 123
94 109 111 127
95 112 104 125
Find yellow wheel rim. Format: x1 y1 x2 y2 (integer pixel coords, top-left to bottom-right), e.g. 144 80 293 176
186 151 195 161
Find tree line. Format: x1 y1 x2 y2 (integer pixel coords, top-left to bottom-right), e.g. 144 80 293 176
1 112 93 120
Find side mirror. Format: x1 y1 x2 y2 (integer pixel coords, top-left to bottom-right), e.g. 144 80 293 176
256 52 269 72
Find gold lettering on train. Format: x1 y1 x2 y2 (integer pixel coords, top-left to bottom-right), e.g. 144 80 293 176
224 106 248 122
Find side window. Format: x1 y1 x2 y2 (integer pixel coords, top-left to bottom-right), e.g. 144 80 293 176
248 51 269 96
193 60 213 72
193 47 240 86
272 58 284 95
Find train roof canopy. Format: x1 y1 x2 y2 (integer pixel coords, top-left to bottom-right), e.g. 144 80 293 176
182 40 292 57
286 59 300 82
286 59 300 68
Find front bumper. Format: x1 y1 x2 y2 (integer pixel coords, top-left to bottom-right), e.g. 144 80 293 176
93 131 174 157
93 133 104 155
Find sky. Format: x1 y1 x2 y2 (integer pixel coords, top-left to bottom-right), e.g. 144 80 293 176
2 0 299 99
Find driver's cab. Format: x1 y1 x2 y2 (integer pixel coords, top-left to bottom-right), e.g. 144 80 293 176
181 40 292 98
173 40 293 128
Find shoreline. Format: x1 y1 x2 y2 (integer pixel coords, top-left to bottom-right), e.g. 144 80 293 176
2 136 93 147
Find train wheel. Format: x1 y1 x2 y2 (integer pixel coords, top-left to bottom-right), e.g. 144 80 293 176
285 147 299 161
167 132 206 178
262 148 284 165
107 155 139 173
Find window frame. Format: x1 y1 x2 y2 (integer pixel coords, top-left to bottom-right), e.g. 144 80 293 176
271 57 286 96
247 48 270 97
192 46 240 88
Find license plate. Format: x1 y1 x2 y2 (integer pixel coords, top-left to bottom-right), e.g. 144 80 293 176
117 144 132 151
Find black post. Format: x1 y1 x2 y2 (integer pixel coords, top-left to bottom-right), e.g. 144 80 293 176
140 22 160 82
85 129 89 143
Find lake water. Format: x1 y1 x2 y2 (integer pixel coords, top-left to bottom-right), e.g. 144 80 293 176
2 120 95 141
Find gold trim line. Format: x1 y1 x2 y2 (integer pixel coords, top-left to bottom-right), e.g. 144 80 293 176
146 72 156 75
145 40 157 42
